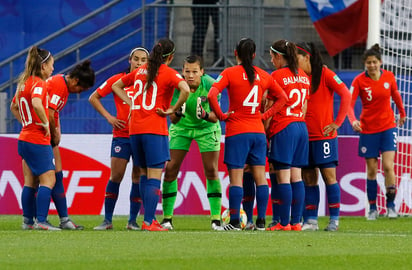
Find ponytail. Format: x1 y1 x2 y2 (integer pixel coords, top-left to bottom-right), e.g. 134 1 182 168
146 38 175 90
270 40 299 75
296 42 323 93
236 38 256 85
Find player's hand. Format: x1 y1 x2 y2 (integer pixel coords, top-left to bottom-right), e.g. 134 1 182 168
323 123 339 137
352 120 362 132
36 122 50 137
108 115 126 130
156 107 174 117
221 111 234 121
399 116 406 127
52 128 61 146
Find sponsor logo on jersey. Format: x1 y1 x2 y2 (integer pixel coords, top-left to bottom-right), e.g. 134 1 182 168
50 94 61 105
33 87 43 95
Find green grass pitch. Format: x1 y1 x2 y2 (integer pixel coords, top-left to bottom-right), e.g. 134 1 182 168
0 215 411 269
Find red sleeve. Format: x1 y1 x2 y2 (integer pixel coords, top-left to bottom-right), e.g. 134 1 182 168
121 69 138 87
262 79 287 121
325 70 351 126
97 73 124 97
390 77 406 118
207 86 227 121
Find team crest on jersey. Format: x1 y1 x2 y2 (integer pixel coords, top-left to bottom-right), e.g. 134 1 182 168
333 75 343 84
384 82 390 89
361 146 367 154
199 96 207 102
114 146 122 153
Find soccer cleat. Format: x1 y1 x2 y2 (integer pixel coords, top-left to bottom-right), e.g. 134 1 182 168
266 220 279 230
126 221 141 231
94 220 113 230
60 219 84 230
266 223 291 231
244 222 256 231
196 97 206 119
142 220 168 231
222 223 242 231
160 218 174 230
367 209 378 221
301 219 319 231
255 218 266 231
34 221 62 231
290 223 302 231
324 219 339 231
22 222 34 230
211 220 223 231
387 207 398 219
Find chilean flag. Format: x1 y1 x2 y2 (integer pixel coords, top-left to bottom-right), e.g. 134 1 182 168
305 0 369 56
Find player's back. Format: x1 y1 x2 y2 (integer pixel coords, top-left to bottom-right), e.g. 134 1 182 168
18 76 50 145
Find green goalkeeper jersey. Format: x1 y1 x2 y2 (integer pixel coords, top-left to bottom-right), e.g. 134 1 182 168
170 74 221 131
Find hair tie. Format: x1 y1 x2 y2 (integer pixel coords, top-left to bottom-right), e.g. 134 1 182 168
162 47 176 57
270 46 285 55
296 46 312 56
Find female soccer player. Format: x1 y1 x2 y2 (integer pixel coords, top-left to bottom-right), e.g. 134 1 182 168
161 55 222 231
112 38 190 231
46 60 95 230
89 47 149 231
348 44 406 220
296 42 351 231
266 39 310 231
208 38 287 231
10 46 59 230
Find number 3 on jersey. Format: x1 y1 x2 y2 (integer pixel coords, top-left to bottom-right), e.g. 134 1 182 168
243 85 259 114
131 80 157 110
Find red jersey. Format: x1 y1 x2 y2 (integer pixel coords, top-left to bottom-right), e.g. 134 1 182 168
211 65 287 137
120 63 185 135
16 76 50 145
305 67 351 141
47 74 69 127
267 67 310 138
348 70 406 134
97 72 133 138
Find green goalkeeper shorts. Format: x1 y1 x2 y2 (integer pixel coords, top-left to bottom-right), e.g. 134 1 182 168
169 126 221 153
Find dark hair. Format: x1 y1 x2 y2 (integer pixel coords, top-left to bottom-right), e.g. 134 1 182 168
236 38 256 84
184 55 203 70
362 43 382 62
17 46 52 88
270 39 299 75
69 59 95 88
146 38 175 90
125 47 149 73
296 42 323 94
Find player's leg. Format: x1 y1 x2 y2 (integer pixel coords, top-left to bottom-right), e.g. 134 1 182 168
320 166 340 231
301 168 320 231
268 164 280 228
141 134 169 231
198 128 222 229
21 160 37 229
382 150 397 217
250 164 268 231
290 167 304 231
127 165 142 230
161 149 187 229
51 146 83 230
242 165 255 229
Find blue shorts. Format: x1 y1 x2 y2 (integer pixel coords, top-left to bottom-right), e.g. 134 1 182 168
306 138 338 169
18 140 55 176
111 137 132 161
130 134 170 168
224 133 267 169
359 128 397 158
268 122 309 169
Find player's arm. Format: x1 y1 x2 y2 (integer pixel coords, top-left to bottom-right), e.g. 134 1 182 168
207 86 230 121
32 97 50 137
347 81 361 132
48 108 60 146
157 80 190 117
89 90 126 130
112 79 132 106
390 79 406 127
262 79 288 121
10 96 21 123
